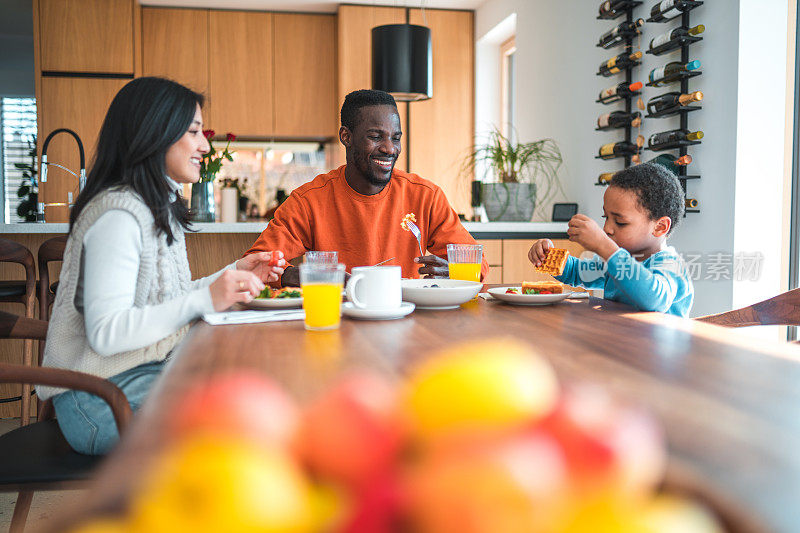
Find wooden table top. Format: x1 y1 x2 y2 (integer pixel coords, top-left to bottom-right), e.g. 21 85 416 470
41 295 800 532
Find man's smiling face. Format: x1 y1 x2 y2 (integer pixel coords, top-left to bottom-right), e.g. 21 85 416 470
346 105 402 186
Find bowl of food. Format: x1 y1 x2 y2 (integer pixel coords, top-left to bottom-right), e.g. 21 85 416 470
244 287 303 309
401 279 482 310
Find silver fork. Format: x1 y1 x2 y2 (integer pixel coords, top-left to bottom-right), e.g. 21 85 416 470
406 220 425 257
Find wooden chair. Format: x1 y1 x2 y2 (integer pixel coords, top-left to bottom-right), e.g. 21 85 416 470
0 239 37 425
0 311 132 533
36 236 67 367
695 288 800 327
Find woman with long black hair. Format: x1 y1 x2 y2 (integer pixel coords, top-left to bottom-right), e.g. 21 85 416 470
38 77 285 455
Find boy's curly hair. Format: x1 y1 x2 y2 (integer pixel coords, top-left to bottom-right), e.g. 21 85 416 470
610 162 684 234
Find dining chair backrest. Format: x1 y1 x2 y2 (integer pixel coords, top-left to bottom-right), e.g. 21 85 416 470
695 288 800 327
37 235 67 321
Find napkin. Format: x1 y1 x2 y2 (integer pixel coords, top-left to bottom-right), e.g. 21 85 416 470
203 309 305 326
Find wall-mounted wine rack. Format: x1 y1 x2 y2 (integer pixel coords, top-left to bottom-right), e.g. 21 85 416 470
644 0 704 214
594 1 643 175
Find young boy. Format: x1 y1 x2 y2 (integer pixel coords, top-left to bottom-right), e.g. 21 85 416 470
528 163 693 316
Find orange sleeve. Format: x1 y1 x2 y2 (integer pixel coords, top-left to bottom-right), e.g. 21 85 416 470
425 188 491 282
245 194 313 285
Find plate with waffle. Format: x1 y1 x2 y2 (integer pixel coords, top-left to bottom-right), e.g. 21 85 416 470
487 281 574 305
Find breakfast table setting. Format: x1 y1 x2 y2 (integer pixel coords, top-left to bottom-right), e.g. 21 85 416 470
35 243 800 531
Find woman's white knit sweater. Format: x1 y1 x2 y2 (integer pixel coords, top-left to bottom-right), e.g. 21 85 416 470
39 188 217 400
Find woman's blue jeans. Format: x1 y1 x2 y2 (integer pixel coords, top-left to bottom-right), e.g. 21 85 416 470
52 360 166 455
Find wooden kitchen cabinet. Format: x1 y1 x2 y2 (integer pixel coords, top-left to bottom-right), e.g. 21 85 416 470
39 0 135 73
408 8 474 217
209 10 274 136
273 14 337 138
142 8 209 109
336 5 408 170
38 77 128 222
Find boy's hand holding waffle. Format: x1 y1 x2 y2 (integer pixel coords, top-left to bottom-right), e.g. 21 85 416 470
528 238 569 277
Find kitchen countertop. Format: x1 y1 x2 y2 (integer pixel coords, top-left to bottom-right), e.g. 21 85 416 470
0 221 568 238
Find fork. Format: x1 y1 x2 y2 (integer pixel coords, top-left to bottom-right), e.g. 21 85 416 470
405 220 425 257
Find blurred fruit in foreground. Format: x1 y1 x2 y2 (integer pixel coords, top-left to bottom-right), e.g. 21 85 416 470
639 494 724 533
297 372 404 490
171 373 299 448
538 384 665 499
69 519 128 533
405 338 559 442
406 430 569 533
130 437 312 533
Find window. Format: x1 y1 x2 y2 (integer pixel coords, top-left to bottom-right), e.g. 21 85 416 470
1 97 37 223
500 35 516 141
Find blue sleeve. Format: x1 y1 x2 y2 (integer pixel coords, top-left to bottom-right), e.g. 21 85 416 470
555 255 607 289
605 249 685 313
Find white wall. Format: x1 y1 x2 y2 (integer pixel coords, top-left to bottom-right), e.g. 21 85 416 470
476 0 794 318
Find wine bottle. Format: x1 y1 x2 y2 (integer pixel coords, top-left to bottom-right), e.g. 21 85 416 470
647 91 703 115
648 129 704 148
597 172 616 185
598 81 643 104
599 141 639 159
598 0 628 18
598 51 643 77
597 111 642 129
598 18 645 49
685 198 699 209
647 153 692 174
649 25 705 51
648 60 701 86
649 0 700 23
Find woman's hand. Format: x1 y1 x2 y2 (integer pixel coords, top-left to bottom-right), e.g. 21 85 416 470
209 270 265 311
528 239 554 267
415 255 449 278
567 215 618 260
235 251 286 283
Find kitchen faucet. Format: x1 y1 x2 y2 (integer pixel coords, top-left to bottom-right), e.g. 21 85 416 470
37 128 85 222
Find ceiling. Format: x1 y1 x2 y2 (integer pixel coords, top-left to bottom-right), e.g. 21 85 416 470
140 0 484 13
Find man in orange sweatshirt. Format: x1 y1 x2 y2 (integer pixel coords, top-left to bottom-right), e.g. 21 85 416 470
246 89 489 286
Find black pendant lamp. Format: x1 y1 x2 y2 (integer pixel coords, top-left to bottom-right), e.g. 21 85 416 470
372 24 432 101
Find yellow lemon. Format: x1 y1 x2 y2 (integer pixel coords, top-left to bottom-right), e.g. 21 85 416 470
130 436 313 533
405 338 558 441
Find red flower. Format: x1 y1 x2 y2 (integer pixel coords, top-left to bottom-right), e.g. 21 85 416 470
226 133 236 142
203 129 215 139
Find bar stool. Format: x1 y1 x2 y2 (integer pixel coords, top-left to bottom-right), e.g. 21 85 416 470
37 236 67 365
0 238 37 426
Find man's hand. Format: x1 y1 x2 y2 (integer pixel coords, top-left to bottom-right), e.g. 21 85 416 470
528 239 554 267
235 251 286 283
415 255 449 278
567 214 618 260
280 265 300 287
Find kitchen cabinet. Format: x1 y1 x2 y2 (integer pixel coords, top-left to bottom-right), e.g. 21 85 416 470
39 77 128 222
39 0 135 73
273 14 337 138
208 10 274 136
408 8 474 218
142 8 209 109
336 5 408 170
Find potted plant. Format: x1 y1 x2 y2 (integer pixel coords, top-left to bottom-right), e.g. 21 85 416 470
464 130 564 222
192 131 235 222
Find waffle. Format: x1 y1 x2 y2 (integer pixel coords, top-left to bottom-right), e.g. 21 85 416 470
400 212 417 231
521 281 564 294
534 248 569 276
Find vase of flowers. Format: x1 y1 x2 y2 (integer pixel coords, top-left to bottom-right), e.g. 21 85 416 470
191 130 235 222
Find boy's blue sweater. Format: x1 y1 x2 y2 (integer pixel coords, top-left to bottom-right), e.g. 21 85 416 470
555 246 694 317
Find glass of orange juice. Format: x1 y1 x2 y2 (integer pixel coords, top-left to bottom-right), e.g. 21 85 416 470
300 263 345 331
447 244 483 282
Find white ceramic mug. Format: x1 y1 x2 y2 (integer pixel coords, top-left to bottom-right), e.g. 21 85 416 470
346 266 402 310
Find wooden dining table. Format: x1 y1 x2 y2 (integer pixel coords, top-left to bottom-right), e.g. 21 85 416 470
39 292 800 533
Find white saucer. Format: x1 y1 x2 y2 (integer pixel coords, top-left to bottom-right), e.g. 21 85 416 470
342 302 415 320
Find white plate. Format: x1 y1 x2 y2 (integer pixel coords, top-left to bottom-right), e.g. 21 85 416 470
487 286 573 306
342 301 415 320
401 279 483 310
243 297 303 309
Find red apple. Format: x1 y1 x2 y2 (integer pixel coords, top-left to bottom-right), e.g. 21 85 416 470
296 372 405 490
536 383 666 500
171 372 299 449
